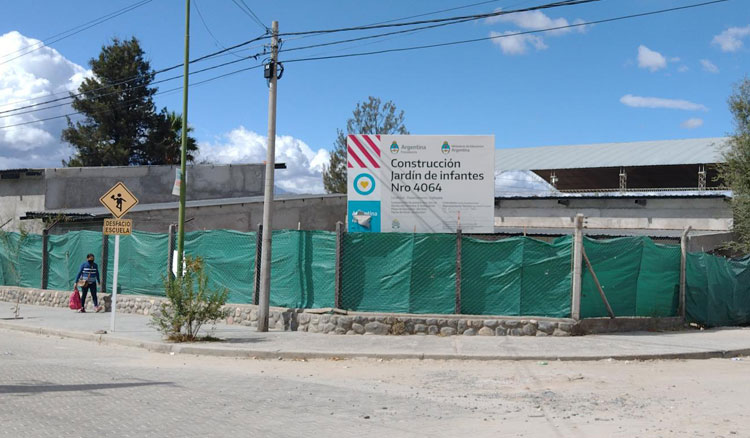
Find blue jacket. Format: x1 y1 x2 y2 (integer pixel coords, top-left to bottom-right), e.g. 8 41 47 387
75 262 100 284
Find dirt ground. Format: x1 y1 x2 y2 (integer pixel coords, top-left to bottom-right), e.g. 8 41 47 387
1 329 749 437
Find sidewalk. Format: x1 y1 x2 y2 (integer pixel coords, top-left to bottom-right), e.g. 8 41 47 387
1 304 749 361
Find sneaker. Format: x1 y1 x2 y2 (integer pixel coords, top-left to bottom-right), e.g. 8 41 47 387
95 306 104 313
78 308 86 313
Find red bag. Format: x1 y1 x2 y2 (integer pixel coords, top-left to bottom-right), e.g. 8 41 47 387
69 288 82 310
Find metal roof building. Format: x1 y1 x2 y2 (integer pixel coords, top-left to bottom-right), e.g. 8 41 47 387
495 137 727 192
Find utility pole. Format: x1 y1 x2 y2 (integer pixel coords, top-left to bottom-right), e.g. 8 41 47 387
257 21 279 332
176 0 191 277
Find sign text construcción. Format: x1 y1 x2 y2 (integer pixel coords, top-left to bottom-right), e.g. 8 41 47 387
347 135 495 233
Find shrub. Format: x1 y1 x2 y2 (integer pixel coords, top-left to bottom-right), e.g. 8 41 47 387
151 256 229 342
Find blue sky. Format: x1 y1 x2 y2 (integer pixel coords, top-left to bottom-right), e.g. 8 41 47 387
0 0 747 192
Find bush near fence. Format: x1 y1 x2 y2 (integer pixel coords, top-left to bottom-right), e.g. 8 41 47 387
0 229 748 326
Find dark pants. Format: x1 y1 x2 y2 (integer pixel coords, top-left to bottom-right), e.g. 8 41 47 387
81 283 98 308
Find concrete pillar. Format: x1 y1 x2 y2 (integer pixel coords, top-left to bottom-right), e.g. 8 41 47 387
455 227 462 314
41 228 49 290
101 233 109 293
571 214 584 320
334 221 343 309
679 226 692 320
253 223 262 306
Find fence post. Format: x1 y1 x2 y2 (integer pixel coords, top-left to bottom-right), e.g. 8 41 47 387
41 228 49 289
253 223 262 306
101 232 109 293
679 226 692 320
455 227 462 314
167 224 176 279
335 221 343 309
571 214 584 320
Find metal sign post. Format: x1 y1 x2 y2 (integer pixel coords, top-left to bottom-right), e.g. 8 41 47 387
100 182 138 333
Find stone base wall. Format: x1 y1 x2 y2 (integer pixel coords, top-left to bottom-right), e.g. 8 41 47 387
296 313 575 336
2 286 684 336
0 287 293 331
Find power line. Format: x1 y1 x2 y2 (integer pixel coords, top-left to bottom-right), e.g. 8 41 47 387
278 0 595 37
0 49 267 120
281 0 727 64
231 0 267 31
193 0 246 59
0 0 154 66
370 0 526 26
0 63 264 130
0 34 270 115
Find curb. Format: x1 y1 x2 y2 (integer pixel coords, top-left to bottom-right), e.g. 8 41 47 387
1 321 749 362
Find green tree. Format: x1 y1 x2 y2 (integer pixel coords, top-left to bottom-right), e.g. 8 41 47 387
62 37 197 166
147 110 198 165
322 96 408 193
721 77 750 253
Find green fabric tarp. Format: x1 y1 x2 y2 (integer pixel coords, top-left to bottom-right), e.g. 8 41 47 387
269 230 335 309
184 229 256 304
0 231 42 288
341 233 456 314
686 253 750 327
461 236 572 317
580 236 680 318
47 231 103 291
106 231 169 297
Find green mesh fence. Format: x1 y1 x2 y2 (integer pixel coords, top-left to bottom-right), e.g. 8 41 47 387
106 231 169 297
269 230 335 309
341 233 456 314
686 253 750 327
461 236 572 317
47 230 103 291
1 229 749 325
0 231 42 288
185 229 256 304
581 237 680 318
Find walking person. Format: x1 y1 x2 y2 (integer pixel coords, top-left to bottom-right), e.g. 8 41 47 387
75 253 103 313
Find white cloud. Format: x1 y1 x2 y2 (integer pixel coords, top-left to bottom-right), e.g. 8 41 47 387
700 59 720 73
637 45 667 72
0 31 90 168
670 57 681 63
489 10 584 35
712 25 750 52
678 65 689 73
490 31 547 55
495 170 555 195
486 9 583 55
620 94 708 111
198 127 329 194
681 118 704 129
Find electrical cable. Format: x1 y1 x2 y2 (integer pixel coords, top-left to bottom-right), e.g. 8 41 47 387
231 0 267 31
0 0 154 66
278 0 595 36
0 63 263 130
194 0 247 59
280 0 727 64
0 34 270 115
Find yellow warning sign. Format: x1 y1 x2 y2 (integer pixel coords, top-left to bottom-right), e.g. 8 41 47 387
103 218 132 235
100 182 138 218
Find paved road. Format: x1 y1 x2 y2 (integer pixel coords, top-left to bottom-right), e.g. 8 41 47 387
1 329 749 438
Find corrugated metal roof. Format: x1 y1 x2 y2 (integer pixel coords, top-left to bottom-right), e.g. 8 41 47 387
495 137 728 171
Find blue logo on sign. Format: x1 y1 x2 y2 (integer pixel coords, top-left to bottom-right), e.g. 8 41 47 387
347 201 381 232
353 173 376 196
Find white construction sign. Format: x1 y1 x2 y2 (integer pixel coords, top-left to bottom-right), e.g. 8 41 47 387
347 135 495 233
